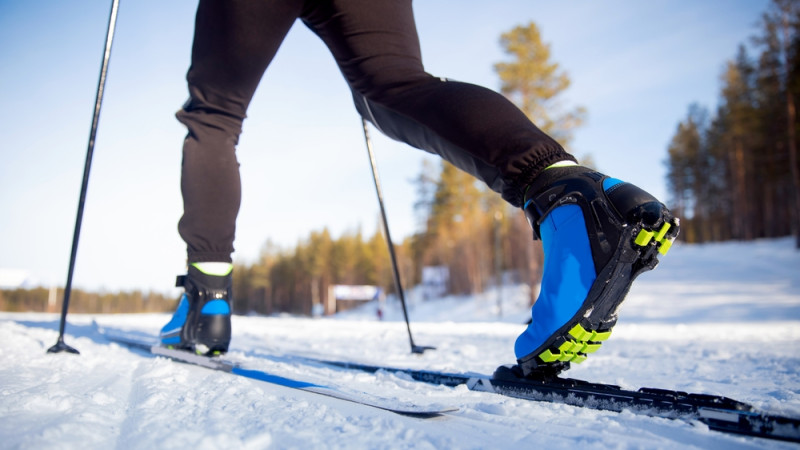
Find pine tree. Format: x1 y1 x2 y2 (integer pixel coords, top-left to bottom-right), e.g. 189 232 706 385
422 161 488 294
664 0 800 245
768 0 800 247
494 22 586 147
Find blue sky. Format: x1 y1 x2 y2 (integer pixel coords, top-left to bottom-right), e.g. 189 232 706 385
0 0 769 293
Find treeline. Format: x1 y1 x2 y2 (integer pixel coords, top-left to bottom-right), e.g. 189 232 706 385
232 228 398 316
666 0 800 246
410 160 543 298
0 287 174 314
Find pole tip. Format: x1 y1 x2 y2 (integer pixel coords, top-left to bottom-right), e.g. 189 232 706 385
47 338 80 355
411 345 436 354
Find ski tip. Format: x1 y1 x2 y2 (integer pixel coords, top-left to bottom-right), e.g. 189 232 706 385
394 406 458 418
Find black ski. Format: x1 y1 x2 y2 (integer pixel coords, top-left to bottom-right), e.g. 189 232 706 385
94 324 452 417
289 356 800 443
94 323 800 442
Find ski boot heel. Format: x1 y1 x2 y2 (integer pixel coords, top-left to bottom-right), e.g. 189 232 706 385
160 264 233 356
195 306 232 355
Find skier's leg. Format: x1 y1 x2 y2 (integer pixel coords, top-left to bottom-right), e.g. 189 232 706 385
301 0 572 208
351 90 507 196
304 0 679 375
165 0 302 352
177 0 302 264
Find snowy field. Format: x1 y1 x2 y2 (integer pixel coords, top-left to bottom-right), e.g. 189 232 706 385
1 238 799 449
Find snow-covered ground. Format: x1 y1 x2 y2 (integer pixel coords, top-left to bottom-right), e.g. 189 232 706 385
1 238 799 449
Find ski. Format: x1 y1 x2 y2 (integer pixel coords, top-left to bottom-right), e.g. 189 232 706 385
288 356 800 444
94 325 452 418
95 324 800 442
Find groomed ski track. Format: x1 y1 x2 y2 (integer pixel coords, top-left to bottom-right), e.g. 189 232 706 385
1 238 799 448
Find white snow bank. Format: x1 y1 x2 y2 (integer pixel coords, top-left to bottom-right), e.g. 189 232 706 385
1 237 798 449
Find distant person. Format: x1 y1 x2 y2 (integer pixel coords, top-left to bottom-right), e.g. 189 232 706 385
160 0 679 378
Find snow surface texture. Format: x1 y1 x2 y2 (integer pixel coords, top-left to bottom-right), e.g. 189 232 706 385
1 238 799 449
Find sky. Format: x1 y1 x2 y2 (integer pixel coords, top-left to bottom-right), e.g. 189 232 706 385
0 0 770 293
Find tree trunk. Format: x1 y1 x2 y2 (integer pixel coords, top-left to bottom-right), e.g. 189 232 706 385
783 9 800 248
732 139 751 240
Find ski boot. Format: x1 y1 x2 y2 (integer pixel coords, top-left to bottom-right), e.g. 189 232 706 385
159 262 233 355
513 165 679 378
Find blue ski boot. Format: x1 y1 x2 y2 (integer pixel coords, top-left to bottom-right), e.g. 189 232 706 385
514 165 679 377
160 262 233 355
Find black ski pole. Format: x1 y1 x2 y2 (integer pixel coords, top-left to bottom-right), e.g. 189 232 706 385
48 0 120 355
361 118 434 354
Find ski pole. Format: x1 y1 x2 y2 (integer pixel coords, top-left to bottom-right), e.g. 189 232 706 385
361 118 434 354
48 0 120 355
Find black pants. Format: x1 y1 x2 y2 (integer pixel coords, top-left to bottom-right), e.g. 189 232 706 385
178 0 574 263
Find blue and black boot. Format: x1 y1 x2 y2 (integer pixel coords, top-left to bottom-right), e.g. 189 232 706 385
513 164 679 378
159 262 233 355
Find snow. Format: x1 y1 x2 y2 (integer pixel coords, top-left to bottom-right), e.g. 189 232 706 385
1 238 799 449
